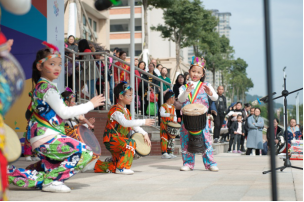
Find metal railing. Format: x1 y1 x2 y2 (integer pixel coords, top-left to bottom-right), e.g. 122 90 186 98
64 48 173 123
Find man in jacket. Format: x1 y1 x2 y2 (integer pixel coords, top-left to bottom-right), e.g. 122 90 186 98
213 86 227 143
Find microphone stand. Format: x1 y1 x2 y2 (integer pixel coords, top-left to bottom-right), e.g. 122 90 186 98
262 75 303 174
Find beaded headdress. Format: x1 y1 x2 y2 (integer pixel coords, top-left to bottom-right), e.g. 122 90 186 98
37 41 61 64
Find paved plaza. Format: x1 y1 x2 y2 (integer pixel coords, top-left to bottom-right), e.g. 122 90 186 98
8 154 303 201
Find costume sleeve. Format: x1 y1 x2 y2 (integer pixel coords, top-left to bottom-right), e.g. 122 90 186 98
226 111 234 118
207 83 218 101
111 111 145 128
133 126 148 136
44 89 94 119
160 106 170 117
178 85 189 103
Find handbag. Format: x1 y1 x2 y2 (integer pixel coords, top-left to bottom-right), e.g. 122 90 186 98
146 102 156 116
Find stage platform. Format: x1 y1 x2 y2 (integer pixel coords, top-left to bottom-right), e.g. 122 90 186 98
8 154 303 201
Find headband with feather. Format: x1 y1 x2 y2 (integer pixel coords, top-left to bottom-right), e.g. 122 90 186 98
191 56 206 69
37 41 61 64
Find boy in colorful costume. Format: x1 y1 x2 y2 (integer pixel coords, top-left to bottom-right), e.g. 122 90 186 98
7 42 105 193
178 56 219 172
94 82 154 174
160 90 177 159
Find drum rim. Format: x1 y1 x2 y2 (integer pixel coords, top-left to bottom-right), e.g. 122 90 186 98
131 133 151 156
167 122 181 127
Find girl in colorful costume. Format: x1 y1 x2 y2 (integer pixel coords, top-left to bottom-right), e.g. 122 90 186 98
178 56 219 172
94 82 154 174
7 42 105 193
160 90 177 159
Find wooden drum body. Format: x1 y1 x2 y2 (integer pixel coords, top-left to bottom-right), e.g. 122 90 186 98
182 104 208 154
167 122 181 139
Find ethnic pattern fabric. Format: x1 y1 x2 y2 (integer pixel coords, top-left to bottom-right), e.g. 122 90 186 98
23 132 34 157
27 78 66 141
94 135 136 173
8 135 93 188
180 82 217 169
160 104 175 154
103 105 132 143
0 112 8 201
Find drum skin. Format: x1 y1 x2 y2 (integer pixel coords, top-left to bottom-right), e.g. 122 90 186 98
131 133 151 157
4 124 21 163
68 125 101 156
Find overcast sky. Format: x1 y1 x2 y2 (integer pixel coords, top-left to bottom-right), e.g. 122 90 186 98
202 0 303 105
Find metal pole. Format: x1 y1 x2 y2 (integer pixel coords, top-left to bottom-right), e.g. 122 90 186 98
130 0 135 117
263 0 278 200
283 67 286 128
296 92 299 124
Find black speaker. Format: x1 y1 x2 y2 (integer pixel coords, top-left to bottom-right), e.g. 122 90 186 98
94 0 120 11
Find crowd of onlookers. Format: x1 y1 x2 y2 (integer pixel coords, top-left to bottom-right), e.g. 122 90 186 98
64 35 303 156
210 86 303 156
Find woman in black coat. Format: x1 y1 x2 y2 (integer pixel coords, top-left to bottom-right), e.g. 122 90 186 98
173 74 184 121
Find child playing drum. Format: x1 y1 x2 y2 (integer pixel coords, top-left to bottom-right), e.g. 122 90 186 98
8 42 105 193
94 82 155 175
178 56 219 172
160 90 177 159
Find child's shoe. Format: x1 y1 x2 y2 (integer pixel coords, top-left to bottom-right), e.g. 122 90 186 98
208 166 219 172
161 153 172 159
116 168 134 175
25 156 32 161
169 153 177 158
232 150 237 153
82 159 98 172
180 165 192 171
42 181 71 193
32 156 40 161
237 150 242 153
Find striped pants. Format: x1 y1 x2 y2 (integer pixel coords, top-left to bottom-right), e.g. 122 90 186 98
180 121 217 170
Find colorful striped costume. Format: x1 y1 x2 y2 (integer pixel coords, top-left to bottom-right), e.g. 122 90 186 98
180 81 217 170
94 104 136 173
160 103 176 154
0 106 8 201
8 78 93 189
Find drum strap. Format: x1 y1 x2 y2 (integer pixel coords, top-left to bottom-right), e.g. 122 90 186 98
185 81 203 103
32 112 64 135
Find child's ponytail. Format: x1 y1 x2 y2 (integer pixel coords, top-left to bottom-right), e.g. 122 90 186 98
31 49 51 89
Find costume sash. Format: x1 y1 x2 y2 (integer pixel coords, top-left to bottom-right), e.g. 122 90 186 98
185 81 203 103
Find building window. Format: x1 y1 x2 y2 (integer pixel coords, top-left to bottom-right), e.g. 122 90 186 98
88 18 92 26
110 24 129 32
93 21 97 32
135 25 142 31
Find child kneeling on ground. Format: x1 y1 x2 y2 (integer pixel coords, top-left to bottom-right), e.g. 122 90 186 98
94 82 155 175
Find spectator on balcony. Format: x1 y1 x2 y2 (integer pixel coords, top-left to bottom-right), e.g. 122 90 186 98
114 51 130 85
158 67 171 92
113 47 119 57
151 58 157 72
78 39 99 98
183 72 190 83
142 63 160 115
66 35 78 53
154 64 162 76
65 51 79 90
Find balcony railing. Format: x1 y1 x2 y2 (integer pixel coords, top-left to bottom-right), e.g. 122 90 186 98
64 48 173 123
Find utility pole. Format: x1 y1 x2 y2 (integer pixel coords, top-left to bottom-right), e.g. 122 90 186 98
68 0 77 37
130 0 135 116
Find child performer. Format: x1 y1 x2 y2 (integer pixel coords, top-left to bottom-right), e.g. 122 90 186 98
7 42 105 193
230 115 245 153
160 90 177 159
94 82 155 175
61 90 99 172
178 56 219 172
